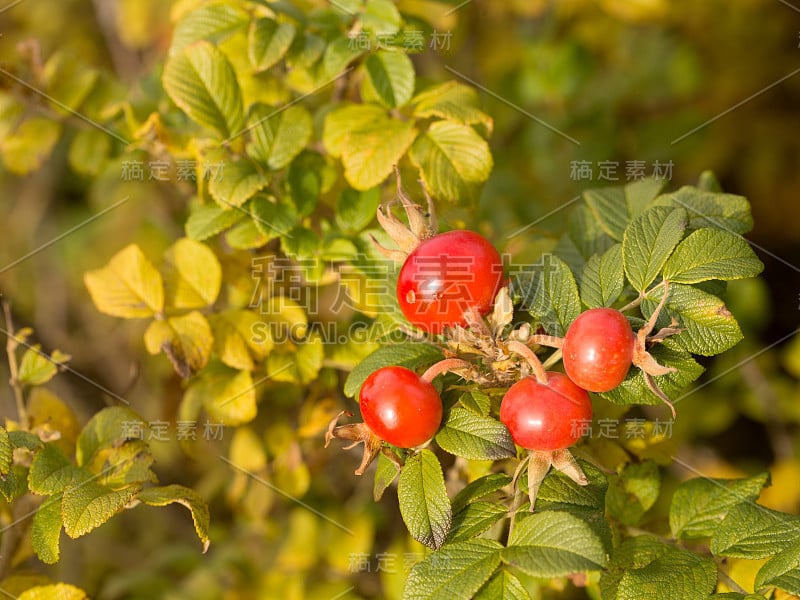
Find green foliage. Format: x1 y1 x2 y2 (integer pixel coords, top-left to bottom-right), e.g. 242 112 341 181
397 450 452 550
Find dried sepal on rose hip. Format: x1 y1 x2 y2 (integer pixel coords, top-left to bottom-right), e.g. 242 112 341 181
370 167 505 336
325 365 443 475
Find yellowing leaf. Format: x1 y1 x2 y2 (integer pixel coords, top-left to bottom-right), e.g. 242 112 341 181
230 427 267 472
18 583 87 600
323 104 417 190
163 238 222 308
144 311 213 378
185 361 257 426
410 120 493 202
210 309 274 371
137 484 211 552
0 117 62 175
84 244 164 318
18 345 69 386
61 480 140 538
28 388 81 454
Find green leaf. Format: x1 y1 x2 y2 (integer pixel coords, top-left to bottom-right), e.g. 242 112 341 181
0 426 10 476
580 243 624 308
0 464 29 502
754 537 800 594
446 501 507 543
654 186 754 233
434 408 515 461
363 0 402 34
323 104 417 190
606 461 661 526
208 157 269 208
398 449 452 549
170 2 249 53
322 35 366 78
287 150 328 216
185 202 245 241
451 474 512 516
622 206 687 292
62 479 140 538
363 50 415 108
474 569 530 600
599 343 704 406
373 451 400 501
409 120 492 203
600 536 716 600
335 186 382 234
162 41 244 139
137 484 211 552
249 18 296 72
225 217 269 250
582 186 628 242
503 511 607 576
643 283 743 356
344 343 443 397
246 103 312 170
68 128 111 176
670 472 769 540
662 229 764 284
18 345 68 386
403 538 503 600
84 244 164 318
8 430 44 450
31 495 62 564
412 81 493 131
144 311 213 378
711 503 800 558
515 254 581 336
536 459 609 513
210 309 273 371
75 407 148 467
163 238 222 308
0 117 62 175
185 361 257 426
459 390 491 416
28 443 81 495
250 194 297 238
18 584 87 600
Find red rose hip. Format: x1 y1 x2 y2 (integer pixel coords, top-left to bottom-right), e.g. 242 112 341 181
500 372 592 451
397 230 504 334
359 366 442 448
562 308 635 393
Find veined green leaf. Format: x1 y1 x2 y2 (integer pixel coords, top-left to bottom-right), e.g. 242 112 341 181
435 408 515 460
137 484 211 552
249 18 296 72
62 479 140 538
363 50 415 108
580 243 624 308
514 254 581 337
170 2 249 53
711 503 800 558
163 41 244 139
31 495 63 564
398 449 452 549
246 103 312 170
404 538 503 600
446 501 507 543
409 120 492 203
622 206 686 292
662 229 764 284
344 343 443 398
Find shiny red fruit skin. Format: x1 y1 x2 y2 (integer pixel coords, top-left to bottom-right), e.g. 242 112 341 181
359 366 442 448
397 230 504 334
562 308 635 393
499 372 592 451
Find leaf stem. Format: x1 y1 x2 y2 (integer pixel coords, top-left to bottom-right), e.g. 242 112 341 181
542 348 563 370
421 358 473 383
2 300 27 426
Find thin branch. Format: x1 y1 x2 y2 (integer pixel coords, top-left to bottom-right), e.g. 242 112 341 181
2 301 26 425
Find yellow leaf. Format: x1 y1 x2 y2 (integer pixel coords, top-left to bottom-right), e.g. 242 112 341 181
84 244 164 318
0 118 62 175
28 388 80 454
18 583 88 600
210 309 274 370
144 312 212 378
185 362 256 426
229 427 267 472
163 238 222 308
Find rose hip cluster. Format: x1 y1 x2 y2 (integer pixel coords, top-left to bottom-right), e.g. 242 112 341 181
327 174 678 498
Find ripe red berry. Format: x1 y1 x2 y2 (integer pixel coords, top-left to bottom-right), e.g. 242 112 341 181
499 372 592 451
562 308 635 393
359 366 442 448
396 230 504 334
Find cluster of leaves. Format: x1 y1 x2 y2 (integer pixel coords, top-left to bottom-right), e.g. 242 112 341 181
0 329 208 597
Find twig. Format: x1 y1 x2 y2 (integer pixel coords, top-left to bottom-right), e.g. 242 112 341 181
2 301 27 425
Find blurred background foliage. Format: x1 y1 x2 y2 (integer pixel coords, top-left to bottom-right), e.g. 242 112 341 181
0 0 799 598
